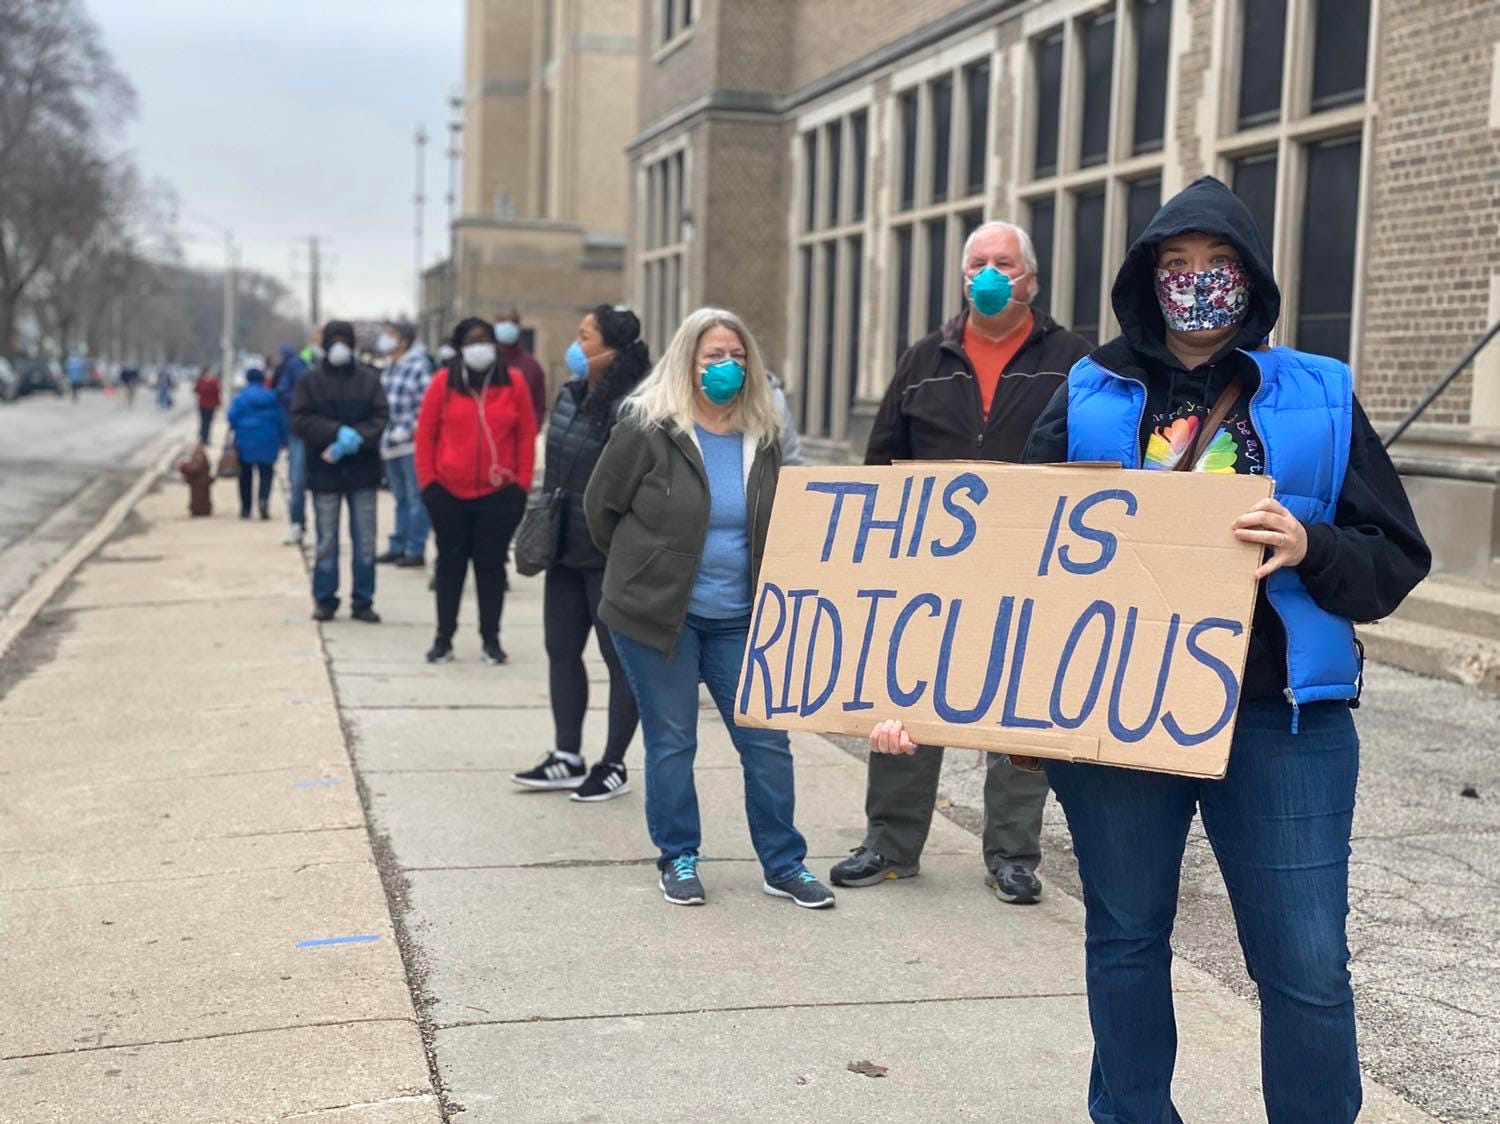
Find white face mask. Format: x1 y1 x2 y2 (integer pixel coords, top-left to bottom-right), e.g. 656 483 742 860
436 345 456 363
462 343 497 371
327 342 353 367
375 331 398 355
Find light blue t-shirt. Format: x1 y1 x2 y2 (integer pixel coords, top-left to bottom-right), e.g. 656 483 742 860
689 426 751 619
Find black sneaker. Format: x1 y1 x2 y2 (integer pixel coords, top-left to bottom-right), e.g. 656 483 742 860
395 554 425 568
311 603 337 622
512 752 586 790
375 549 402 564
426 638 454 664
986 863 1043 905
829 847 919 887
259 506 270 521
764 868 836 909
350 606 381 624
659 852 705 905
482 640 507 665
571 762 630 803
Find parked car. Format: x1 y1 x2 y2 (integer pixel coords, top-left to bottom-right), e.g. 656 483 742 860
16 358 63 396
0 357 19 403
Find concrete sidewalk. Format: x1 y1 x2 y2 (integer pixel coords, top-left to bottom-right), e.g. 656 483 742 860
0 472 439 1121
0 463 1438 1122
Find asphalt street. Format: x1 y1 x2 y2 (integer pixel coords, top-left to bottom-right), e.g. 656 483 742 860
0 389 191 613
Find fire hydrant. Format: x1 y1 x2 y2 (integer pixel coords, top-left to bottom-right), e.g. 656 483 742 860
177 445 214 517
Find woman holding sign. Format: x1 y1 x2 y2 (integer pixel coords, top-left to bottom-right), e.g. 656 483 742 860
874 176 1428 1123
585 308 835 910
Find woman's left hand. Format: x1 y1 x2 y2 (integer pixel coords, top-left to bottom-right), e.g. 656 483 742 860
1233 497 1308 579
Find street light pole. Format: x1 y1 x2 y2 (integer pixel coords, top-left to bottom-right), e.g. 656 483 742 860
414 125 428 320
220 231 236 380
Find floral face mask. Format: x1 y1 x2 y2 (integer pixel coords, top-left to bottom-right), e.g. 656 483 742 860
1154 262 1250 332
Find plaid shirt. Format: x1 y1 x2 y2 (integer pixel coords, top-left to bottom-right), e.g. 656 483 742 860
380 342 431 457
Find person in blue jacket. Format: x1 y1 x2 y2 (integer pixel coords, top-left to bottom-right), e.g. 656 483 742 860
869 176 1431 1123
227 368 288 520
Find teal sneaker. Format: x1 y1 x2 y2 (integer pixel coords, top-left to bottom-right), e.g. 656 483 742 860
764 868 836 909
659 852 705 906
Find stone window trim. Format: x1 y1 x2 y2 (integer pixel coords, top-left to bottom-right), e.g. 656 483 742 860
653 0 697 61
1016 0 1174 343
788 91 877 444
1210 0 1379 367
636 138 692 355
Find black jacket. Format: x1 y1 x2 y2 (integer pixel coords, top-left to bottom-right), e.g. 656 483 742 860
1023 175 1430 701
290 360 389 493
585 415 781 656
544 343 652 570
865 309 1092 465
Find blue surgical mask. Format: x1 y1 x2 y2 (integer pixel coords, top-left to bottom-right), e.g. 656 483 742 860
565 340 590 379
700 358 745 405
967 266 1029 317
496 321 520 346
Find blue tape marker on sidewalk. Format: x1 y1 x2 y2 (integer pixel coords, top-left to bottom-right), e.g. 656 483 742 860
292 778 341 788
296 934 381 949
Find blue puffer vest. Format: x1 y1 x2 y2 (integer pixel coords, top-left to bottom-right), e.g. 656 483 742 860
1066 346 1360 722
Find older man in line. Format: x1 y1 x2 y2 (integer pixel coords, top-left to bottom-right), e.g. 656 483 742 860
830 221 1093 905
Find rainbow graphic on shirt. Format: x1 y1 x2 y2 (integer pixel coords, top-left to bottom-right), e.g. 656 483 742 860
1144 415 1238 473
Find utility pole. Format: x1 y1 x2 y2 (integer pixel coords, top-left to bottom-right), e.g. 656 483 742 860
220 231 236 379
414 124 428 320
446 99 463 333
308 235 322 327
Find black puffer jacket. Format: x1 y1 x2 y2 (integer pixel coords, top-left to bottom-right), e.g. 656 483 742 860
544 343 652 569
290 360 389 493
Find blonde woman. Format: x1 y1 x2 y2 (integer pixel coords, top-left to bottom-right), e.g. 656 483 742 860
584 309 834 910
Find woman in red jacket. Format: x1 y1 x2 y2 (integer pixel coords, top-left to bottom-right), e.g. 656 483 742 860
415 318 537 664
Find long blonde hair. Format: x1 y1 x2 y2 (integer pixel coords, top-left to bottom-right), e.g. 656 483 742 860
622 307 784 447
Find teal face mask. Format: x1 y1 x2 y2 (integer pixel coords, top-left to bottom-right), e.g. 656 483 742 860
967 266 1028 317
700 358 746 405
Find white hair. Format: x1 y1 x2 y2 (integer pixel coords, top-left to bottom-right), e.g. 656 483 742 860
961 221 1038 276
622 307 784 447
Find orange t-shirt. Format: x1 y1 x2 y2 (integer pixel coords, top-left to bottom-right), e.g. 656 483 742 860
962 311 1035 418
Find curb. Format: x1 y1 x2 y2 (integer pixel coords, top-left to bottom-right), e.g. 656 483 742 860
0 423 191 663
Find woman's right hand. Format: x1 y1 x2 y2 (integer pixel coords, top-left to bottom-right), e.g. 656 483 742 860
869 720 916 755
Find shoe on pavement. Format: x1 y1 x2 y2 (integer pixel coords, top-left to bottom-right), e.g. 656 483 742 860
512 752 586 790
482 640 508 665
426 637 454 664
239 510 251 520
350 606 382 624
764 868 836 909
284 525 304 546
259 507 270 521
311 603 337 622
659 852 706 905
395 554 425 568
571 762 630 802
375 549 402 564
829 846 919 887
986 863 1042 905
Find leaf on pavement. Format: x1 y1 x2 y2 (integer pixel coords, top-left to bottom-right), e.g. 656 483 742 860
848 1060 888 1078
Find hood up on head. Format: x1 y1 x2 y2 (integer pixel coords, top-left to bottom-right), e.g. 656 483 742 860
1110 175 1279 370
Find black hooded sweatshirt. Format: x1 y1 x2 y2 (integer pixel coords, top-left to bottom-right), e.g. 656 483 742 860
1023 175 1430 702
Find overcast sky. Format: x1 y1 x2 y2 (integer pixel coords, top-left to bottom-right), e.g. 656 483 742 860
89 0 464 327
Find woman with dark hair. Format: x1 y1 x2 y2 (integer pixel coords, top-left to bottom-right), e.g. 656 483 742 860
513 306 652 802
415 317 537 665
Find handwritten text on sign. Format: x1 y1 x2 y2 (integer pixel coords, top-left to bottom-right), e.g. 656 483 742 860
734 465 1271 778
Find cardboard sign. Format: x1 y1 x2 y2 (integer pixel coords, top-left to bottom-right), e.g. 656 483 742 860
735 464 1273 778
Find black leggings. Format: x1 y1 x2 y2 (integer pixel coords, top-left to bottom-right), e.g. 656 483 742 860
544 563 639 766
238 462 274 515
425 483 525 643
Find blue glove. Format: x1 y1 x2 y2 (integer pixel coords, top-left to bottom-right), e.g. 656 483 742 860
335 425 362 456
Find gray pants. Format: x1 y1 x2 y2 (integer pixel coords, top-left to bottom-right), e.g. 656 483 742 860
861 746 1048 871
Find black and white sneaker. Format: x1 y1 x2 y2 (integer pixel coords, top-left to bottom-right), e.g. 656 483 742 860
986 863 1043 905
482 640 507 665
570 762 630 802
426 638 454 663
511 752 586 790
659 852 706 905
764 868 836 909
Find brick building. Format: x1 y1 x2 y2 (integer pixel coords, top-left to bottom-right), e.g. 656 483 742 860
624 0 1500 586
424 0 643 394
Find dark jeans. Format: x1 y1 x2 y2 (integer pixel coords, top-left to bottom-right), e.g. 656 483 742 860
199 408 215 444
862 744 1048 871
425 483 525 643
1044 699 1361 1124
544 563 638 766
312 488 377 611
238 462 274 516
611 613 808 883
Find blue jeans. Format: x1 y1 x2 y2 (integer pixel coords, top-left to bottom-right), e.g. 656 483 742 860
312 488 377 611
1044 699 1360 1124
611 613 808 884
384 454 430 558
286 436 307 528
